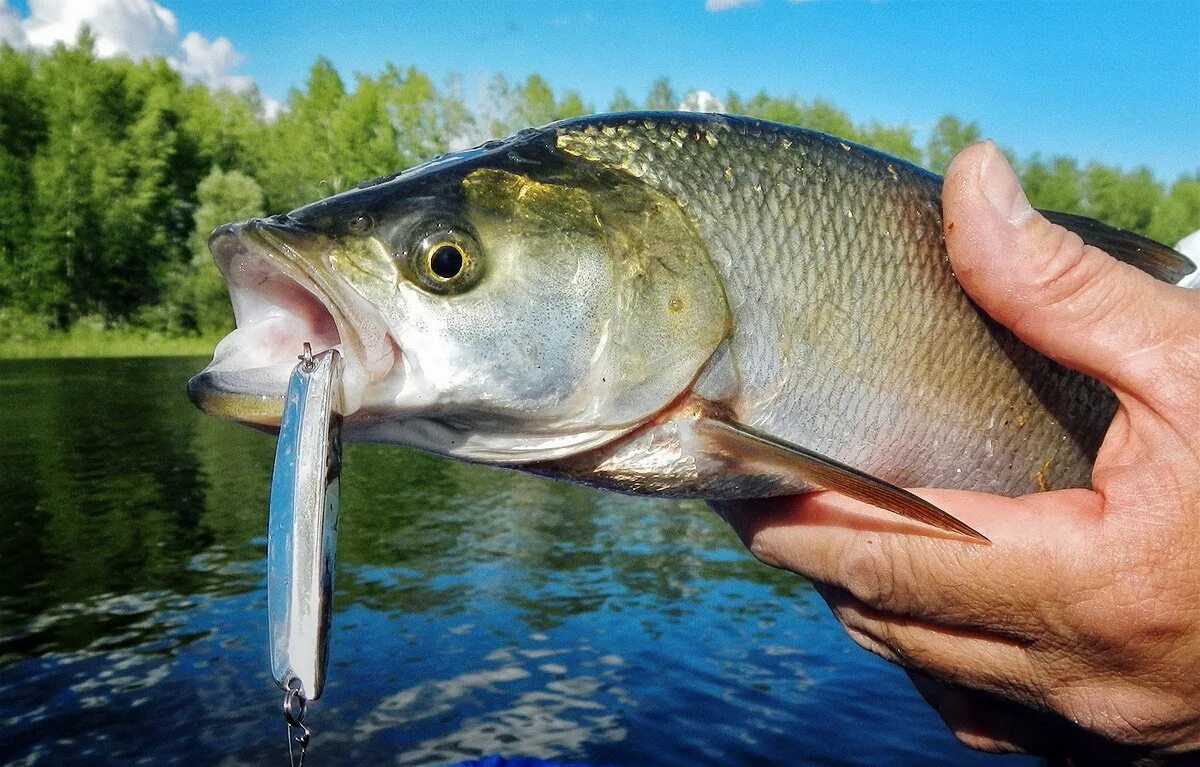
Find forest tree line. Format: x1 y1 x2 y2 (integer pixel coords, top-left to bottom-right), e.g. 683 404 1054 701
1 32 1197 339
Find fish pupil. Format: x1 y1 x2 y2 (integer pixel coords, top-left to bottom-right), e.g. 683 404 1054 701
430 245 464 279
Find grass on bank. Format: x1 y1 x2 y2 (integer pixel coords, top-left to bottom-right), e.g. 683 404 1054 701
0 332 222 358
0 311 223 359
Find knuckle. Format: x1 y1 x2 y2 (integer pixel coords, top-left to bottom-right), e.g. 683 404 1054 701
1042 575 1200 745
834 538 909 612
745 529 782 569
1024 220 1094 307
1015 218 1126 338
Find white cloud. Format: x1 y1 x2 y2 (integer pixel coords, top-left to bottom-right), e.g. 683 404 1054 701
0 1 27 47
679 90 725 113
2 0 277 113
22 0 179 59
172 30 253 92
260 94 284 121
705 0 758 11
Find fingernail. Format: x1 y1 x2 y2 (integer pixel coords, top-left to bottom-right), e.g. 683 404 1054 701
979 140 1033 224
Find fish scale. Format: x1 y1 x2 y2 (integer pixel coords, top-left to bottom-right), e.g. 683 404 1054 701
555 115 1113 494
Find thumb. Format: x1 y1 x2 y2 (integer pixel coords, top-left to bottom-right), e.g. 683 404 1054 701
942 141 1192 394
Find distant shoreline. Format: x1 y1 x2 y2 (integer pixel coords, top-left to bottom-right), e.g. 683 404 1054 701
0 333 222 360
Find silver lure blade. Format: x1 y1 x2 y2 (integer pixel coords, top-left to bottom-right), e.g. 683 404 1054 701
268 348 343 701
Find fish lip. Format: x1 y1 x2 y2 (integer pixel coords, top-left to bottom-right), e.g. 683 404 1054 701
188 218 398 425
185 368 287 431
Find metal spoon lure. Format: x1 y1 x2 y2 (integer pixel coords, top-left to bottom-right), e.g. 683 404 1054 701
268 343 343 767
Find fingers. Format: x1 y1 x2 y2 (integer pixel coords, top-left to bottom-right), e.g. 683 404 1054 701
905 672 1130 762
942 141 1195 397
718 486 1103 638
817 583 1044 710
906 671 1050 755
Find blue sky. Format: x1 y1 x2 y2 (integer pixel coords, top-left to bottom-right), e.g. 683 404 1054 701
8 0 1200 180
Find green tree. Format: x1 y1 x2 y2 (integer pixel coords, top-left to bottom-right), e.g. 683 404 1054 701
926 115 980 174
742 91 805 126
510 74 557 126
477 73 513 139
794 98 856 139
1020 155 1083 213
16 33 214 325
507 75 590 128
608 88 636 112
555 90 589 120
858 122 921 164
1149 174 1200 246
382 64 447 167
258 58 347 210
1081 163 1161 235
91 59 188 319
330 73 401 185
645 77 676 110
435 73 476 152
179 167 265 333
0 45 45 309
723 90 744 115
27 32 110 323
178 85 266 179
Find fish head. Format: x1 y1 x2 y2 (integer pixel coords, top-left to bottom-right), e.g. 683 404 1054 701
188 130 730 463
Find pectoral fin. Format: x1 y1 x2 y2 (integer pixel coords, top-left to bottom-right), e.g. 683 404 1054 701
697 417 989 543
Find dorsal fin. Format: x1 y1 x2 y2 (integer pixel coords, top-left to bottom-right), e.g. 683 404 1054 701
1041 210 1194 284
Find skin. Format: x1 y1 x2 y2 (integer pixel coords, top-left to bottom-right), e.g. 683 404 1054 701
718 141 1200 763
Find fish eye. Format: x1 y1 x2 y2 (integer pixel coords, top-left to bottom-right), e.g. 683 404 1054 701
348 213 374 235
428 243 465 280
407 229 482 294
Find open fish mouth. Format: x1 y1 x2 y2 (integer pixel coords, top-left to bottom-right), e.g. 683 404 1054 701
187 217 398 428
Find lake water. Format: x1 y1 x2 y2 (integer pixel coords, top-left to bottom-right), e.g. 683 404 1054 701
0 358 1037 766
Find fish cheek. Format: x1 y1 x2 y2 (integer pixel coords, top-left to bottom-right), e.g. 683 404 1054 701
401 226 617 421
471 236 614 413
453 164 730 434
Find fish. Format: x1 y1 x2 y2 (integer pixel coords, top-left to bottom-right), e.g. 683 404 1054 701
187 112 1192 540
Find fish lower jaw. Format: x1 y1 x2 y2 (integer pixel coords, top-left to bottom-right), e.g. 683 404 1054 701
189 323 404 429
191 260 398 424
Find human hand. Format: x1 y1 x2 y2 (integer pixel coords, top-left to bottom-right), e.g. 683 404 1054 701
717 141 1200 762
